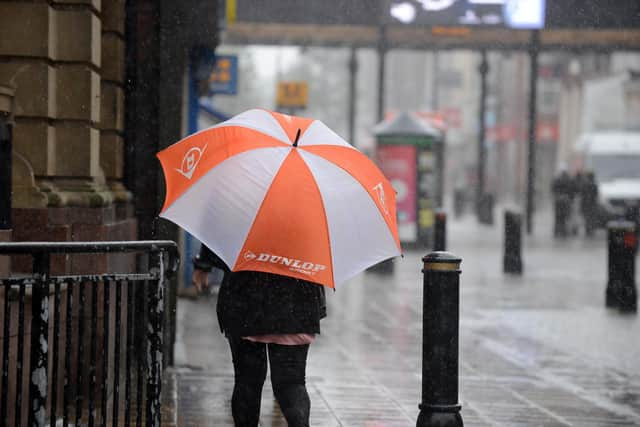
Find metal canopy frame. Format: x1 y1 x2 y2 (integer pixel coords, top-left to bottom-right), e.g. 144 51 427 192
221 23 640 52
218 18 640 234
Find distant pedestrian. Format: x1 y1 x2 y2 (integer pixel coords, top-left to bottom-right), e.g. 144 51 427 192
192 244 326 427
580 171 599 236
567 171 584 235
551 168 573 237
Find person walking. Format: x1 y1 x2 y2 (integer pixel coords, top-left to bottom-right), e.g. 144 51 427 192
568 170 584 235
192 244 327 427
580 171 599 236
551 168 573 237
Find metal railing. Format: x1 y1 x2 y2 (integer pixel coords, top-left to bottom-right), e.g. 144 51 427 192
0 241 179 427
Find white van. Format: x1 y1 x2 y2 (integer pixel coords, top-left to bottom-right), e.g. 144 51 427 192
575 131 640 225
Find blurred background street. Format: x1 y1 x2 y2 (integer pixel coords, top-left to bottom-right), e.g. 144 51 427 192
3 1 640 426
169 203 640 426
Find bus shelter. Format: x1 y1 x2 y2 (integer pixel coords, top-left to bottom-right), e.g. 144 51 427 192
373 111 445 248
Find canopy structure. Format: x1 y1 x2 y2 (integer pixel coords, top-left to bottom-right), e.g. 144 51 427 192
373 111 444 147
372 111 445 247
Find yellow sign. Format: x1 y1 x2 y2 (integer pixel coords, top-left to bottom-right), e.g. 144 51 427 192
276 81 308 109
419 208 434 228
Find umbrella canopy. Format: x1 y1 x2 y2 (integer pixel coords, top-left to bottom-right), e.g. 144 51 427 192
157 109 401 288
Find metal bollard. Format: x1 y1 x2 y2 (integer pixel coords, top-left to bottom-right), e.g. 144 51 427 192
417 252 463 427
503 210 523 274
433 210 446 251
453 189 465 218
605 220 637 312
477 193 494 225
625 205 640 235
367 259 395 274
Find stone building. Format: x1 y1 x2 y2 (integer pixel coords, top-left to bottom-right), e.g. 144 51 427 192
0 0 218 271
0 1 218 423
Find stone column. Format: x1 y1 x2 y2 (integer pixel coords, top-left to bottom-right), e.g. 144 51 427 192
0 1 110 207
0 0 137 274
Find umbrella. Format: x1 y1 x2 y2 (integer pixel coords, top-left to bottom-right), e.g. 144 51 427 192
157 109 401 288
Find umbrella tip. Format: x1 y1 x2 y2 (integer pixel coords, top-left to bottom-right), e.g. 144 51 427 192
293 128 301 147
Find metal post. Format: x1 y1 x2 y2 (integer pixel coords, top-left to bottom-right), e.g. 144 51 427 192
29 252 50 427
453 189 465 218
0 86 14 230
431 52 439 111
146 252 165 426
433 210 446 251
377 25 387 123
348 46 358 145
503 210 523 274
476 50 488 219
164 275 177 367
606 220 637 312
525 31 540 234
372 25 395 274
417 252 463 427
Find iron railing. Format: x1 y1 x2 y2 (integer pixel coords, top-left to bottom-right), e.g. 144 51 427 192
0 241 179 427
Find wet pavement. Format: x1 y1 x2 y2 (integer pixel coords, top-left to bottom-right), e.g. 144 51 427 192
164 206 640 426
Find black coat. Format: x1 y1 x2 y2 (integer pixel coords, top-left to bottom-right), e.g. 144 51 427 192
194 245 327 338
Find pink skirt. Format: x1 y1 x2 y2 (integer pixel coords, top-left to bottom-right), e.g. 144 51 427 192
242 333 316 345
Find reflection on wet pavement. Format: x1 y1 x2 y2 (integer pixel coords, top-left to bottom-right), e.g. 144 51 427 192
167 209 640 426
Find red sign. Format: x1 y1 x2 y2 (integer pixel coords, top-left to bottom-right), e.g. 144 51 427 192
486 121 559 144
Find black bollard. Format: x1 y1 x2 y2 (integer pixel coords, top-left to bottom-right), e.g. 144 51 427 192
478 193 494 225
605 220 637 312
503 210 523 274
434 210 446 251
453 189 465 218
625 205 640 235
367 258 395 274
417 252 463 427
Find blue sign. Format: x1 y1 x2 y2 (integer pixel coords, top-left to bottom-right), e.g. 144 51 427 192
209 55 238 95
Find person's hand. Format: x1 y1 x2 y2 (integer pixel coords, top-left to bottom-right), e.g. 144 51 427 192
191 268 210 294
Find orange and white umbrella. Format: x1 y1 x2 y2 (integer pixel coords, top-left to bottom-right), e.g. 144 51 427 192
157 109 401 288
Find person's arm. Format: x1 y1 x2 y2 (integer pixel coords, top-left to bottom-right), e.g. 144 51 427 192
193 245 229 272
191 245 230 292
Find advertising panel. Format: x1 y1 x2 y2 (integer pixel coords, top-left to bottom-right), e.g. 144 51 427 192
388 0 546 29
376 145 417 243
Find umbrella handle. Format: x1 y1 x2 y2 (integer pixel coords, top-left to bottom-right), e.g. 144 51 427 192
293 128 301 147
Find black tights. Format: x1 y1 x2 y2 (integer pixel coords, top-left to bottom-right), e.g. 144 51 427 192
228 337 310 427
